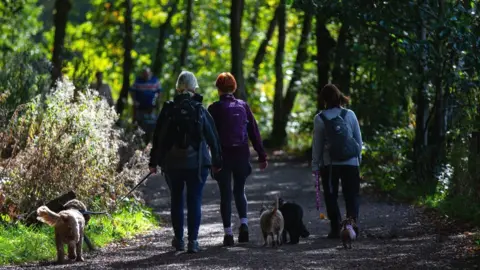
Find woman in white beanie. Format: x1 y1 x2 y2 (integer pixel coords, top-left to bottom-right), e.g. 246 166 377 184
148 71 223 253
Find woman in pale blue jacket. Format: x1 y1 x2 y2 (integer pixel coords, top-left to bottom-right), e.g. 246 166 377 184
311 84 363 238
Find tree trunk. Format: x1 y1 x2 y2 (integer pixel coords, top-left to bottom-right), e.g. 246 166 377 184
413 0 430 184
247 7 278 89
230 0 247 100
178 0 193 71
315 15 335 111
242 0 261 61
267 0 286 148
331 21 349 93
51 0 72 89
152 0 178 78
268 13 312 145
168 0 193 100
115 0 133 115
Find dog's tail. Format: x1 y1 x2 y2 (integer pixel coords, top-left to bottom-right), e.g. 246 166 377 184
272 195 279 214
36 206 60 226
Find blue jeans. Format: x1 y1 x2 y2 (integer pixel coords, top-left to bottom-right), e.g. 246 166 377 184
214 160 252 228
167 168 208 241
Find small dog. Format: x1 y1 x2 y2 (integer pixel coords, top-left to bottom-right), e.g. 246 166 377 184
259 196 284 247
278 198 310 244
340 217 357 249
36 199 86 263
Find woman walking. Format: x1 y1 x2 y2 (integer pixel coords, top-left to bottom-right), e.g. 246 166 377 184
208 72 268 246
311 84 363 238
148 71 222 253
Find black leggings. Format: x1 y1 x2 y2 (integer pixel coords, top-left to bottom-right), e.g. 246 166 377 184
320 165 360 230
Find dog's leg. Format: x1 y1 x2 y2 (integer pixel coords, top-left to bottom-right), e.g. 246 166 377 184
300 221 310 238
55 231 65 263
277 231 282 246
262 231 268 247
348 239 352 249
290 230 300 245
67 243 76 260
282 230 288 244
270 233 275 247
76 230 85 261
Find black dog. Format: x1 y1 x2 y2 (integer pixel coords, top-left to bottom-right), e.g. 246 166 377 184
278 198 310 244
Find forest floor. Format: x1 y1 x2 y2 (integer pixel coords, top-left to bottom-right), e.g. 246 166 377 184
4 154 480 269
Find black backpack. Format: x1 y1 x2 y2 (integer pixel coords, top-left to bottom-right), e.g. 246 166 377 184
318 109 360 162
166 96 203 150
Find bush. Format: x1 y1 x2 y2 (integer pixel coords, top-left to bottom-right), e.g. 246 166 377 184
0 80 127 215
361 126 414 192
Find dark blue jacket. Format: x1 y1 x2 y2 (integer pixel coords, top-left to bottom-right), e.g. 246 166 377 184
149 93 222 171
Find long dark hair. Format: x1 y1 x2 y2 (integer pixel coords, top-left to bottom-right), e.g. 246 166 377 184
319 84 350 109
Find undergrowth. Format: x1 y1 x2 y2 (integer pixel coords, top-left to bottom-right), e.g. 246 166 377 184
0 200 157 265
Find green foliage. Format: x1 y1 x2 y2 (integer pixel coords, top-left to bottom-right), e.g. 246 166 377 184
0 0 43 55
361 127 414 192
0 52 51 118
0 202 156 265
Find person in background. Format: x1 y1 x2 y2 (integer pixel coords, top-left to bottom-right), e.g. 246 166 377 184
148 71 222 253
91 71 114 107
129 67 163 144
311 84 363 239
208 72 268 246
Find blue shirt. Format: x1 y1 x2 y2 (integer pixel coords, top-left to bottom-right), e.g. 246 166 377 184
129 76 163 109
311 107 363 171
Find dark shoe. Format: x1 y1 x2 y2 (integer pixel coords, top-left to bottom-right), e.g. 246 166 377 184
171 237 185 251
223 234 234 246
187 240 200 253
238 224 249 243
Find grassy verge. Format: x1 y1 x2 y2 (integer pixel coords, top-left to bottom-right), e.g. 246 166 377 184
0 202 157 265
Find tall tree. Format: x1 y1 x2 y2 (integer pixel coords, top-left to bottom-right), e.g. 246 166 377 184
177 0 193 72
247 7 278 89
50 0 72 89
270 12 313 146
152 0 179 78
230 0 247 100
331 20 350 94
115 0 133 115
268 0 287 147
413 0 429 182
315 14 335 110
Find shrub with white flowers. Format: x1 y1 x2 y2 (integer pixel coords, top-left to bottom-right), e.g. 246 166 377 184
0 80 131 214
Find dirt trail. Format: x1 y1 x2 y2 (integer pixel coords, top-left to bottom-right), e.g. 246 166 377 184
5 160 479 269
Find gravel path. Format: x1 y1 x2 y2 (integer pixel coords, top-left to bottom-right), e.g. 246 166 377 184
4 160 479 269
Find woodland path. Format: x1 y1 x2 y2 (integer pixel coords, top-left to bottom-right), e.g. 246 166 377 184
5 157 479 269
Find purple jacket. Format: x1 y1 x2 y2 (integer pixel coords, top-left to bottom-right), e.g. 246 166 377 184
208 94 267 163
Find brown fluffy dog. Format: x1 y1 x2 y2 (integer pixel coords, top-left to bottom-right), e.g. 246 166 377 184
36 199 86 263
259 196 284 247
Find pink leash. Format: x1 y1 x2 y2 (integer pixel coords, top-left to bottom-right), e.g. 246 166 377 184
315 171 321 211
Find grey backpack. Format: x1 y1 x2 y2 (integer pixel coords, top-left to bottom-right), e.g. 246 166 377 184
319 109 360 162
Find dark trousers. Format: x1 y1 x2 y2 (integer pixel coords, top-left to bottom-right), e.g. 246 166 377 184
320 165 360 231
214 160 252 228
167 168 208 241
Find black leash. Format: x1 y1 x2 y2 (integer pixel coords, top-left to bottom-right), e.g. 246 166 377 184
116 171 153 203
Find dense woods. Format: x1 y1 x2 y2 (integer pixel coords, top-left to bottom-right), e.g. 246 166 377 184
0 0 479 225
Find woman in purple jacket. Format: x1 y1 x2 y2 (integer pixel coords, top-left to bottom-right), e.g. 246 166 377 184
208 72 268 246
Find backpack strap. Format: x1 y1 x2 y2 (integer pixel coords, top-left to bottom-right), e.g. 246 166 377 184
318 112 328 123
340 108 348 119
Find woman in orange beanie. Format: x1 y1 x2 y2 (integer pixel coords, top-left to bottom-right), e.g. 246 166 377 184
208 72 268 246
